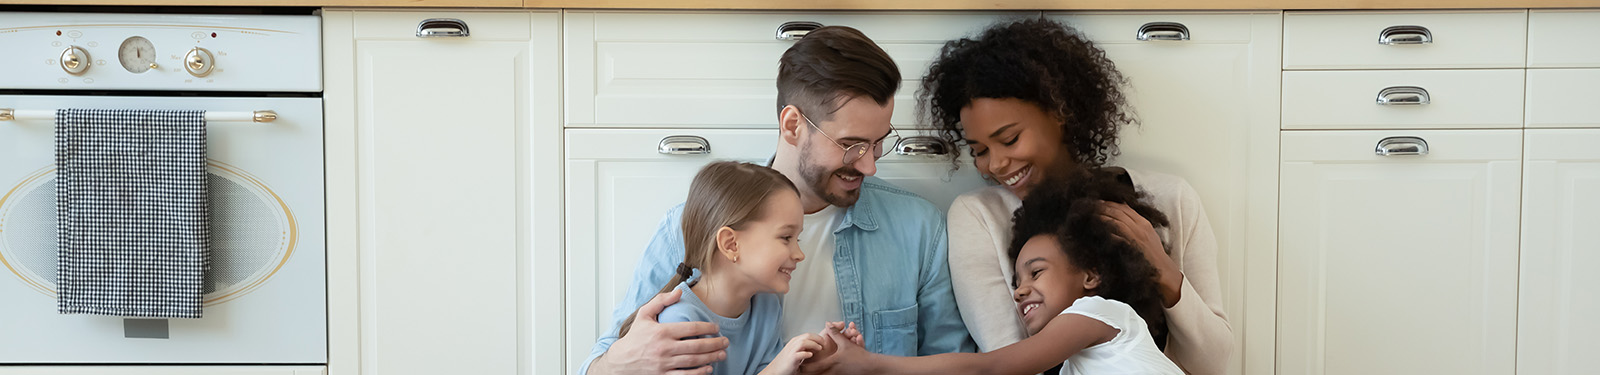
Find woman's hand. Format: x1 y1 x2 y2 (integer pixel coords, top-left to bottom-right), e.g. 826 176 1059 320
1101 201 1184 308
761 334 824 375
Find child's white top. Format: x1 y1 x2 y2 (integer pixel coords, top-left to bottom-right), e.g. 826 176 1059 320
1059 296 1185 375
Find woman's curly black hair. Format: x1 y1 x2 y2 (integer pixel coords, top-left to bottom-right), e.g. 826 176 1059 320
920 17 1137 169
1009 167 1170 349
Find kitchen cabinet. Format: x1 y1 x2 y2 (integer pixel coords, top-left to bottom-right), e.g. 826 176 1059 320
1278 130 1521 375
1517 129 1600 375
1277 9 1553 375
322 9 564 375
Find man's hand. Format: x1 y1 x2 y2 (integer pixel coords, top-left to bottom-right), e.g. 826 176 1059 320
590 289 729 375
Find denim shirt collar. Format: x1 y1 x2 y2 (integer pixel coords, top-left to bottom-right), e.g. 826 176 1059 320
838 187 880 232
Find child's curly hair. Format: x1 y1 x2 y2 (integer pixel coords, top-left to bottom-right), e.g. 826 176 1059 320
1009 167 1170 348
919 17 1136 170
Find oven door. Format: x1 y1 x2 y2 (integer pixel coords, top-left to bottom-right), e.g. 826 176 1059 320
0 95 326 364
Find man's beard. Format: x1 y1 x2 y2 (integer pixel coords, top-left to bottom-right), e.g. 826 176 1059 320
798 140 864 207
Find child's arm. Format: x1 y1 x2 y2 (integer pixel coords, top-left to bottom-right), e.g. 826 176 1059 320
836 313 1118 375
757 334 823 375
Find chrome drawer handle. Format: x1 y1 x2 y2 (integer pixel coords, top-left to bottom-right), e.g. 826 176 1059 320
1375 136 1429 156
776 21 823 41
1376 86 1430 105
893 136 951 157
1378 25 1431 45
1137 22 1190 41
417 18 470 38
658 135 711 155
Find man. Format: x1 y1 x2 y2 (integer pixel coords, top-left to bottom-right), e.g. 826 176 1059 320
580 26 976 375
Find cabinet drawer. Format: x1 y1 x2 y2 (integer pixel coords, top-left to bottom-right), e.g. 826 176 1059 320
1046 12 1266 43
1282 70 1523 130
1528 10 1600 68
353 11 532 41
1527 69 1600 129
1281 129 1522 163
565 128 964 162
564 11 1029 128
566 129 777 161
1283 10 1527 70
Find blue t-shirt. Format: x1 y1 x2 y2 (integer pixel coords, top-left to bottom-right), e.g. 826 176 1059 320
658 280 786 375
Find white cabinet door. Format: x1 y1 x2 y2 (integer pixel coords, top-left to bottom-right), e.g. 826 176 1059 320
562 129 984 371
564 11 1032 129
1047 12 1283 375
324 10 563 375
1518 129 1600 375
1278 130 1521 375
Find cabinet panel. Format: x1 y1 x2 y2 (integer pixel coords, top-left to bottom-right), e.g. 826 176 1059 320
1528 10 1600 68
1518 129 1600 375
1526 69 1600 129
330 10 563 375
1278 130 1520 375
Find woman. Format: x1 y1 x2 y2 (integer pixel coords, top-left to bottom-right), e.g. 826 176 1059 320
923 18 1232 375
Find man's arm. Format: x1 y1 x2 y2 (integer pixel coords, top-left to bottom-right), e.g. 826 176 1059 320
916 217 979 355
580 205 729 375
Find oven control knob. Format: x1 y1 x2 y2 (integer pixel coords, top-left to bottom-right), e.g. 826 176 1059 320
184 47 215 77
60 46 91 75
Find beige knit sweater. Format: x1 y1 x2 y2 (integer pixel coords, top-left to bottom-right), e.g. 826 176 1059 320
947 168 1232 375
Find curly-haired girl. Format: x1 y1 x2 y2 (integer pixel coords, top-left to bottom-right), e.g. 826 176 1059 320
927 17 1232 374
815 168 1183 374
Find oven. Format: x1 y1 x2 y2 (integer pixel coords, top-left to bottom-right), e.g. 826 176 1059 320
0 11 326 364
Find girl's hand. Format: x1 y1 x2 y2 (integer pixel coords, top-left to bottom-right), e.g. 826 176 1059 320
1101 201 1184 307
762 334 824 375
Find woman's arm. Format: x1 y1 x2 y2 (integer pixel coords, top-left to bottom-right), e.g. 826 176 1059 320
947 194 1029 352
857 313 1117 375
1159 181 1233 375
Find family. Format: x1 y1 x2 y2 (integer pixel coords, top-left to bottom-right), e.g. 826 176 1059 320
580 17 1230 375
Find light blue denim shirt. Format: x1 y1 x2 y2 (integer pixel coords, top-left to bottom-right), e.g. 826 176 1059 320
580 177 977 374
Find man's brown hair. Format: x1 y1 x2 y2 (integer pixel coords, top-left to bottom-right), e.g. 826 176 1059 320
776 26 901 121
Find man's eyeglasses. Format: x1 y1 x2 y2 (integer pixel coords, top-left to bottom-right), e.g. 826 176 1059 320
797 110 901 165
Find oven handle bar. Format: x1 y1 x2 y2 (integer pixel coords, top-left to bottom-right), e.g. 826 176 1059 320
0 109 278 123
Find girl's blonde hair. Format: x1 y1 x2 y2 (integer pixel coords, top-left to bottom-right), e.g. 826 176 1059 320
618 161 799 338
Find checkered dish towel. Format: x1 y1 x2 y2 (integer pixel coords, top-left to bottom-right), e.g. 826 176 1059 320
55 109 210 318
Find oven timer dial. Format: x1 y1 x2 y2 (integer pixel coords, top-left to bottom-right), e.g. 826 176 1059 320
185 47 215 77
118 36 158 73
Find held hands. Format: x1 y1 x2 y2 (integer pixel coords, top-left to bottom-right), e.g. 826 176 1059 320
763 334 825 375
798 322 869 375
